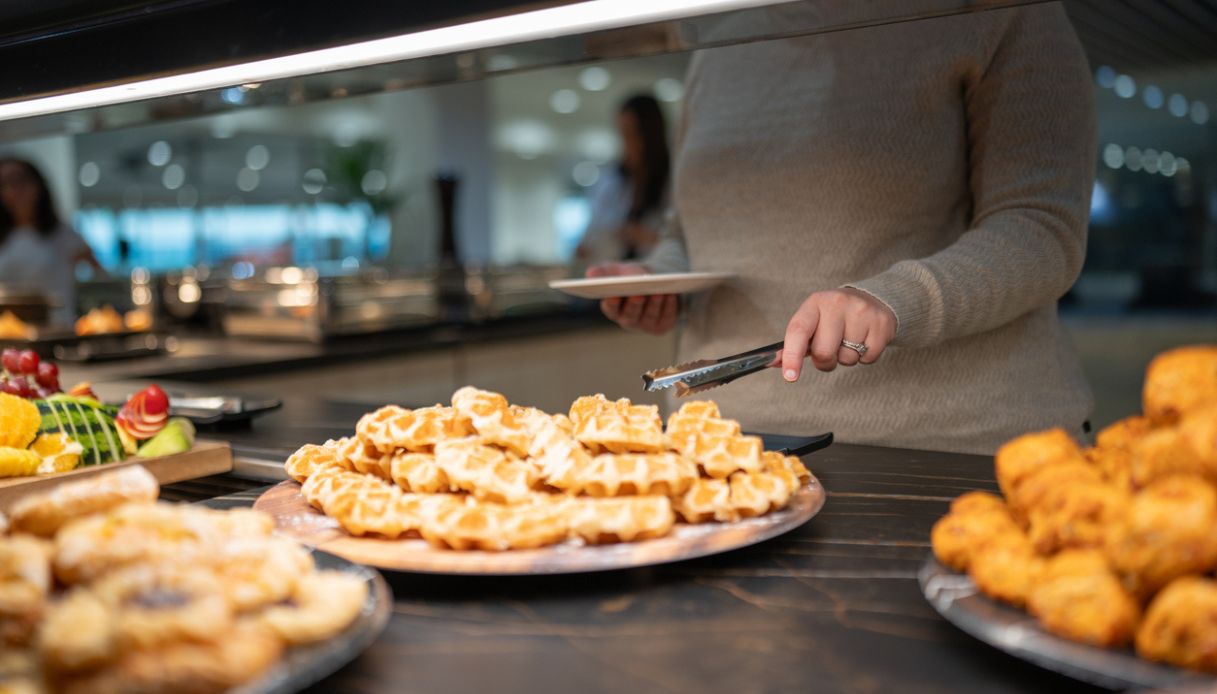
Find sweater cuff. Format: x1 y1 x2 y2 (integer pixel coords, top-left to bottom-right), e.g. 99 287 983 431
844 260 941 346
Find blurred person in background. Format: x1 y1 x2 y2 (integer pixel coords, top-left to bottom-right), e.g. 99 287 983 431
0 157 103 326
590 4 1096 455
575 94 671 266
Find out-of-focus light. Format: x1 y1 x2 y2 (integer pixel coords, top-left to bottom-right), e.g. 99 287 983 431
78 161 100 187
1090 180 1112 220
1141 85 1164 109
496 119 556 159
245 144 270 170
147 140 172 166
361 169 387 196
236 167 260 191
655 77 684 102
0 0 824 123
1113 75 1136 99
1142 148 1160 174
280 266 305 284
211 117 237 139
1102 143 1124 169
487 54 519 71
220 87 245 105
176 184 199 207
162 163 185 190
1159 151 1177 177
579 66 611 91
1168 93 1189 117
1190 101 1210 125
178 282 202 304
333 123 360 148
1124 146 1143 172
1094 65 1116 88
302 168 326 194
231 261 255 280
572 161 600 187
550 89 580 114
341 256 361 270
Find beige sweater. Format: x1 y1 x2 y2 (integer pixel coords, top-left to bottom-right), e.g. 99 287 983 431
645 3 1096 455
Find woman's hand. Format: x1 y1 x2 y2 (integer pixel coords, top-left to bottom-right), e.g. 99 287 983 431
587 262 678 336
780 288 896 380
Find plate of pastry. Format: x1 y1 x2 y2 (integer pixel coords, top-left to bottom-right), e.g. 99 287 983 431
921 345 1217 689
548 272 734 300
0 465 391 694
254 387 826 575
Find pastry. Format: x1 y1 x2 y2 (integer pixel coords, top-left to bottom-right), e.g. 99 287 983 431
0 535 52 646
546 452 697 497
434 436 538 504
389 450 449 494
283 441 345 484
8 465 159 538
570 394 664 454
249 569 368 645
566 495 675 544
421 494 569 551
1135 576 1217 673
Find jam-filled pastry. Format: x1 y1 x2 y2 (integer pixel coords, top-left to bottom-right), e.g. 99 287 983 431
0 535 52 647
8 465 159 538
53 503 272 586
249 570 368 645
565 495 675 544
434 437 538 504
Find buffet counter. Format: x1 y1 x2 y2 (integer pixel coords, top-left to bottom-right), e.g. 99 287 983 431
160 398 1099 693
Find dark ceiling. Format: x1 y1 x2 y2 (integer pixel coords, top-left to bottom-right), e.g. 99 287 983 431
1064 0 1217 72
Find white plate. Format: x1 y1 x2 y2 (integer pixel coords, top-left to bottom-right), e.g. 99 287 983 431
548 272 735 299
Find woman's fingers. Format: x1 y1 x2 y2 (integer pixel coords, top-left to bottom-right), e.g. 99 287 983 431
658 294 679 333
837 318 868 367
600 297 622 321
860 330 889 364
809 308 845 372
781 302 819 381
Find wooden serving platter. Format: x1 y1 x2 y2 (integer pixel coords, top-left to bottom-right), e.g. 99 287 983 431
0 440 233 512
253 472 826 575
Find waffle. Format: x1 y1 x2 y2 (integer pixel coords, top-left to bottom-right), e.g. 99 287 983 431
284 389 817 552
356 405 468 453
566 495 676 544
301 468 406 538
389 451 450 494
547 452 698 497
434 437 538 504
571 395 664 454
334 435 392 479
420 494 569 551
665 401 761 477
284 441 345 484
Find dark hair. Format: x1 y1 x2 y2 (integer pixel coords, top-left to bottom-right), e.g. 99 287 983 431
0 157 60 245
619 94 670 223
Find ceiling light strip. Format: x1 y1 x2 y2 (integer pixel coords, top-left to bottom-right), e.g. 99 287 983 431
0 0 789 123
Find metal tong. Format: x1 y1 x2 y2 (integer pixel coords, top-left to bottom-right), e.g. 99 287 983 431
643 341 783 397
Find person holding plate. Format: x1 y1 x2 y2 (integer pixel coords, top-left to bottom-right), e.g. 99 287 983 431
590 3 1095 455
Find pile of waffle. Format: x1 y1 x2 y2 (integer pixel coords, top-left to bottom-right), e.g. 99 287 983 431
0 466 369 694
285 387 812 551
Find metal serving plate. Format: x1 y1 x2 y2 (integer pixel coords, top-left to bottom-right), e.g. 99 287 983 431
918 556 1217 691
236 549 391 694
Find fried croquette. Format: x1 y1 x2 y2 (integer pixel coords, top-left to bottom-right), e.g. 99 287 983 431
1135 576 1217 673
995 429 1085 501
1143 346 1217 425
1027 550 1140 647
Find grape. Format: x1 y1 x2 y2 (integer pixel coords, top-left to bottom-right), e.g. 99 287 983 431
0 348 19 374
0 379 20 396
16 350 39 376
34 386 54 399
35 361 59 389
11 378 33 398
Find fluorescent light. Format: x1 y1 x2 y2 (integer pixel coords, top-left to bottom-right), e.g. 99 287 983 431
0 0 790 123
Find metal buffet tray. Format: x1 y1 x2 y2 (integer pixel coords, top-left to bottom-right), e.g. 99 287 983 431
0 329 171 361
222 268 440 342
918 556 1217 691
169 395 283 425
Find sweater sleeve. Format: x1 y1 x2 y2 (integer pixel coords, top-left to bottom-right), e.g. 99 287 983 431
846 4 1095 347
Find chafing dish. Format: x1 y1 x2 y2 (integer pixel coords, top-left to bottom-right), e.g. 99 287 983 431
221 266 440 341
463 264 572 321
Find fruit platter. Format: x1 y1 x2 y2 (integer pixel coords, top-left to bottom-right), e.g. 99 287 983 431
0 348 231 510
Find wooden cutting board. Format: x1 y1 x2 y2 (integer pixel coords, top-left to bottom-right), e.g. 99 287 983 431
0 440 232 512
